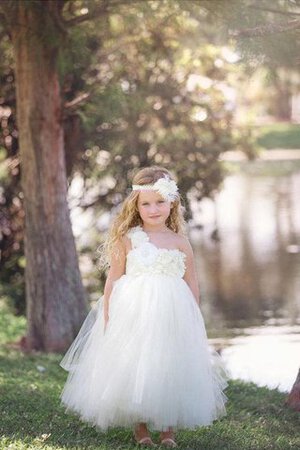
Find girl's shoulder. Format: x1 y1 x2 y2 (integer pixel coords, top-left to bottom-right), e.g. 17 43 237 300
125 225 147 250
126 225 143 237
166 228 188 242
124 226 192 254
162 229 192 254
118 226 145 253
120 233 132 254
109 233 132 256
175 233 193 256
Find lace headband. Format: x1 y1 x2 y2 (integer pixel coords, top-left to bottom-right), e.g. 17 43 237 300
132 175 179 201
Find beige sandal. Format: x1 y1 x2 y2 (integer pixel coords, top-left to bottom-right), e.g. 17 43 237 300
160 437 178 447
134 432 157 447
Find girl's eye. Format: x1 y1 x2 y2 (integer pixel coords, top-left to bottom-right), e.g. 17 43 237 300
142 203 149 206
158 200 165 203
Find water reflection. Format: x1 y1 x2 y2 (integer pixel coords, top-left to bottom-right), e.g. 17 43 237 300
190 164 300 391
213 325 300 393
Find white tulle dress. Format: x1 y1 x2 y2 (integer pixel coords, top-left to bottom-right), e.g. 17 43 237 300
59 226 228 432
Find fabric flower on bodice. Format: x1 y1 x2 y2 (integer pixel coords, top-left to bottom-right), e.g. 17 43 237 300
126 225 186 277
154 249 186 277
127 226 149 248
135 242 159 266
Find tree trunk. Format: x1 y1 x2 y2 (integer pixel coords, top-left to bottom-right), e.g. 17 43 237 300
9 1 88 352
270 69 292 121
286 369 300 411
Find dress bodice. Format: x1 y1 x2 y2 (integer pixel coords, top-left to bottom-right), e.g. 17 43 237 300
125 226 186 278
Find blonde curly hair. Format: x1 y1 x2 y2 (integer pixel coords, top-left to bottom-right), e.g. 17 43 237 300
98 166 187 270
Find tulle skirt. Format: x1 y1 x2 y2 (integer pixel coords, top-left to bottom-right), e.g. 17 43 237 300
59 274 228 432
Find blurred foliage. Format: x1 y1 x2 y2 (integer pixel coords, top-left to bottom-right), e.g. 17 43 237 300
217 0 300 121
73 4 240 214
214 0 300 69
1 0 299 312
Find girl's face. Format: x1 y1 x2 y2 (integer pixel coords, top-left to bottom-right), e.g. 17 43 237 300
137 190 172 227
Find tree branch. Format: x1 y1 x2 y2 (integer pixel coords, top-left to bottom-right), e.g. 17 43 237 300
249 3 300 17
64 92 90 110
230 18 300 38
63 2 109 27
63 0 143 27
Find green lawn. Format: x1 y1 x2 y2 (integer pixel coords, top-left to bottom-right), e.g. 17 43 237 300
1 299 299 450
255 123 300 149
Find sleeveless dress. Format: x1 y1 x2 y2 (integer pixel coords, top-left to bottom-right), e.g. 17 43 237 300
59 226 228 432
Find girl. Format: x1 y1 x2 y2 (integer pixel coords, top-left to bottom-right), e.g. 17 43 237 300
59 166 228 448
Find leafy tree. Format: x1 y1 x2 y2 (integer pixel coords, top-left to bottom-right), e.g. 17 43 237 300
0 0 242 350
74 4 238 216
0 0 89 352
0 0 298 355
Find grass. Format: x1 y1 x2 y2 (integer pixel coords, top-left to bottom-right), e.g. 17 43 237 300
255 123 300 150
1 299 300 450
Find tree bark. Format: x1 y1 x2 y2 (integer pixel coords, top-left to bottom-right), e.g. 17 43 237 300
286 369 300 411
274 86 292 122
9 1 88 352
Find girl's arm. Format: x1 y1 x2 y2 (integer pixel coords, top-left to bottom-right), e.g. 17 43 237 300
180 237 200 307
103 237 127 323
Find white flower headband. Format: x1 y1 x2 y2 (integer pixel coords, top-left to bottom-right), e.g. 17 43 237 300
132 174 179 201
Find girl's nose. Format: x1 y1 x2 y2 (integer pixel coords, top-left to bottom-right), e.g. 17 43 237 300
149 205 158 213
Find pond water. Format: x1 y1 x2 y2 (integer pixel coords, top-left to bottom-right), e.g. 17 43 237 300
190 159 300 392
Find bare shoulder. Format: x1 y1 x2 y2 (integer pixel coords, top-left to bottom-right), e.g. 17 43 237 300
176 234 194 255
168 231 193 255
121 234 131 254
107 236 127 272
109 235 128 258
